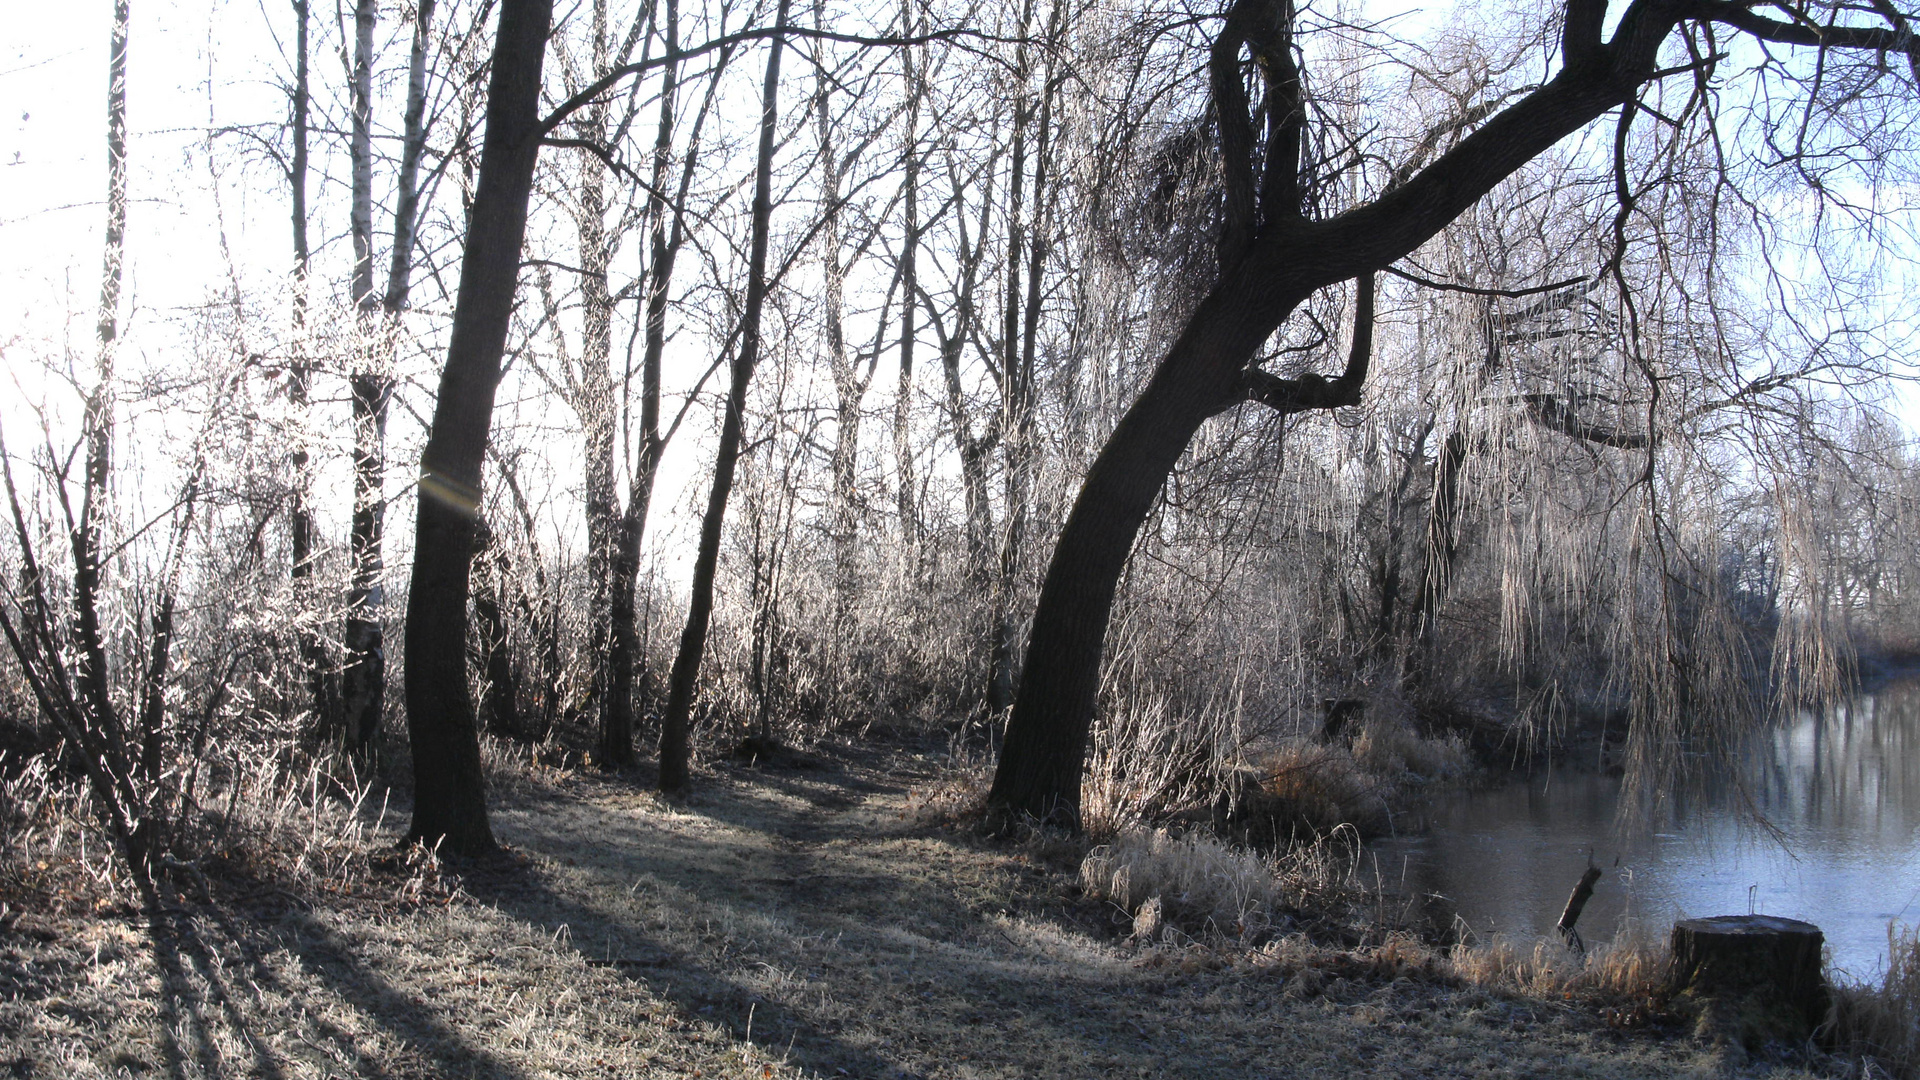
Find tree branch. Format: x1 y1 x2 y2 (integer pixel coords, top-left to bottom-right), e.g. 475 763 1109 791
1252 0 1302 222
1236 272 1373 414
1683 0 1920 59
1211 0 1259 263
540 136 643 185
1387 265 1590 298
1520 393 1652 448
540 25 1023 138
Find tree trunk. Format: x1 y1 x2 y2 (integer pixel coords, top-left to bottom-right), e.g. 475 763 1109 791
986 11 1032 717
75 0 143 877
286 0 335 736
605 0 699 759
985 279 1294 825
893 3 920 548
925 150 997 712
385 0 435 315
339 0 386 763
659 0 790 793
404 0 552 856
815 3 863 629
576 37 626 768
341 0 435 764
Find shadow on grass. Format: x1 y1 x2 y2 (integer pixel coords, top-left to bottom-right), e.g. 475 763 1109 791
466 757 1175 1079
148 911 287 1080
143 896 539 1080
135 748 1333 1079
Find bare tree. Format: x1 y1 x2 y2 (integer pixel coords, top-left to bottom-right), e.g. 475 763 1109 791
533 0 651 767
284 0 335 733
339 0 440 762
660 0 794 793
405 0 553 856
986 0 1920 828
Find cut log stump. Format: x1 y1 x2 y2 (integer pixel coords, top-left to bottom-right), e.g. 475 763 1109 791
1667 914 1830 1048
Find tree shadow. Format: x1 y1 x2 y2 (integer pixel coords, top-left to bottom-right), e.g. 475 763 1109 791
147 911 286 1080
140 885 537 1080
463 760 1164 1079
458 830 910 1078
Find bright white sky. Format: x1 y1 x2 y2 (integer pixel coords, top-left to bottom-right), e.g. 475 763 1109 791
0 0 721 582
2 0 1915 590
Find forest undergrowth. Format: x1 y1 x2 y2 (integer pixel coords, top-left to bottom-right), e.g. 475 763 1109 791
3 729 1913 1080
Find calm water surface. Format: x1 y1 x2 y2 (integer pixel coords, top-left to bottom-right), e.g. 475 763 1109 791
1368 680 1920 977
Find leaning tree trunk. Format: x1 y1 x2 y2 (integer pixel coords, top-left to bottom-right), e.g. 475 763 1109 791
659 0 790 793
404 0 551 856
982 0 1700 827
984 279 1300 824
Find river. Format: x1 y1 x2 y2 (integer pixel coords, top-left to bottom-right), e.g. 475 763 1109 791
1368 680 1920 978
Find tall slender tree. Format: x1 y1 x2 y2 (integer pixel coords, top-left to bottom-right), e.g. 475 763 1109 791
405 0 553 856
339 0 438 763
285 0 334 732
659 0 794 793
339 0 385 759
604 0 730 767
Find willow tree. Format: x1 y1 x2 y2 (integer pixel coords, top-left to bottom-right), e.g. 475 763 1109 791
986 0 1920 827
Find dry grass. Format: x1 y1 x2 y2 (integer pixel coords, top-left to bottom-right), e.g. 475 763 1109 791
1077 824 1676 1011
1448 932 1670 1001
1827 924 1920 1078
1250 741 1394 836
1078 825 1366 946
1352 714 1472 785
0 741 390 919
1 743 1846 1080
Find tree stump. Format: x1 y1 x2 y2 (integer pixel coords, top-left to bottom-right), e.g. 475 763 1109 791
1667 915 1830 1048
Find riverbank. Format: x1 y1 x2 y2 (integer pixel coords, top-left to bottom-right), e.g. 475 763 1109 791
10 736 1896 1079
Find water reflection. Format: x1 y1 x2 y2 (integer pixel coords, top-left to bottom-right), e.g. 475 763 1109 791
1368 680 1920 977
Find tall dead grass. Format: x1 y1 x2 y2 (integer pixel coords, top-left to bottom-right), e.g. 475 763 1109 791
1246 740 1393 837
1828 924 1920 1077
0 740 390 914
1081 691 1233 836
1447 931 1669 1000
1078 825 1364 944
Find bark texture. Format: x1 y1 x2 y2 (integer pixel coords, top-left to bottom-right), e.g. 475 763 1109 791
1668 915 1830 1046
404 0 552 856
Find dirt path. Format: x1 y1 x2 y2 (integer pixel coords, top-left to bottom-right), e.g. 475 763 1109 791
5 744 1784 1078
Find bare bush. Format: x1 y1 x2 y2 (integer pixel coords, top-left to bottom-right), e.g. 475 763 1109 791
1079 825 1365 946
